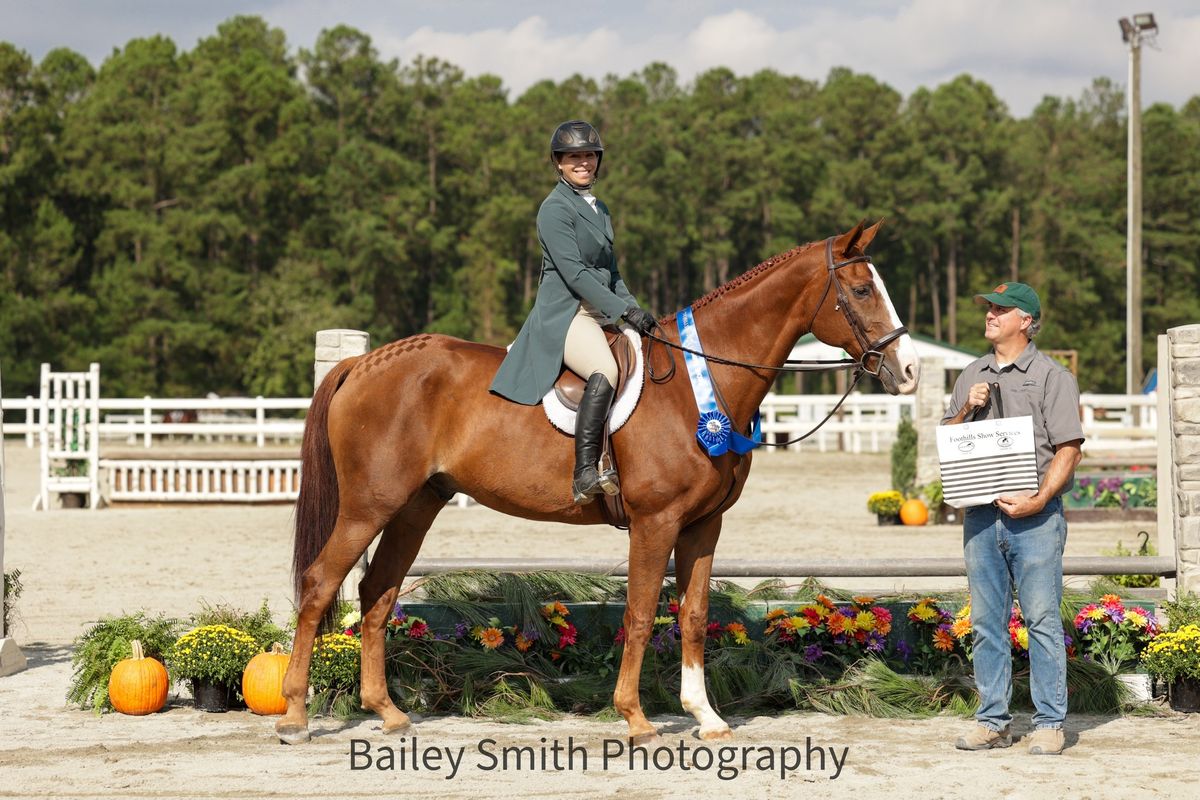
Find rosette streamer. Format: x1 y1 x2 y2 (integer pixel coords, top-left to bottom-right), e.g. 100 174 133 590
676 307 761 457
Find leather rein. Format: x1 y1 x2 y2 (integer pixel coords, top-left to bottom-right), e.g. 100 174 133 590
641 236 909 448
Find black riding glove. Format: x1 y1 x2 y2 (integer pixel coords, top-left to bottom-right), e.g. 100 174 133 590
622 307 658 335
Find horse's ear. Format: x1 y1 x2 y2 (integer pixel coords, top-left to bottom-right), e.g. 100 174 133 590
836 219 884 255
857 219 884 252
834 220 868 255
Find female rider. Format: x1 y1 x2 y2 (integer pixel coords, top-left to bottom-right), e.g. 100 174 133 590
490 120 657 504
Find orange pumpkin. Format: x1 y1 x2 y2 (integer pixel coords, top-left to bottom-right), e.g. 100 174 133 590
242 643 290 715
899 498 929 526
108 640 168 715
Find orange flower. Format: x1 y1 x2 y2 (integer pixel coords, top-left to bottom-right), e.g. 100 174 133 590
515 633 533 652
933 629 956 652
479 627 504 650
951 618 972 639
826 612 849 636
853 596 876 607
765 608 788 621
816 595 836 611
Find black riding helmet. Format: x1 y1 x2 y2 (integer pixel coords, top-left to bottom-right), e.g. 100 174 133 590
550 120 604 178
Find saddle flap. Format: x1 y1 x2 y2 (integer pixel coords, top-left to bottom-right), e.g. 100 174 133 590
553 327 637 411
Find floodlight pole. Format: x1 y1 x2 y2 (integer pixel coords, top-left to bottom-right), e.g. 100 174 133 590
1124 19 1145 396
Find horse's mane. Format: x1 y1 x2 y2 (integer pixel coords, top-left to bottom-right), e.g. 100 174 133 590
688 239 820 312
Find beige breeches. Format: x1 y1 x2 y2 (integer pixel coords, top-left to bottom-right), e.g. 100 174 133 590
563 304 619 386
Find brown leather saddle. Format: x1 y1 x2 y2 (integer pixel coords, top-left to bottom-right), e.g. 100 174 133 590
551 326 637 530
552 327 639 410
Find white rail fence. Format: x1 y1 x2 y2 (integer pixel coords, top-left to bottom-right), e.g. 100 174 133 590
2 392 1159 455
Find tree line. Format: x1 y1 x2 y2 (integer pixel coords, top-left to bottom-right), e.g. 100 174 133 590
2 15 1198 398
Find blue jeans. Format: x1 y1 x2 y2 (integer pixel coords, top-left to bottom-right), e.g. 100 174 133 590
963 496 1067 731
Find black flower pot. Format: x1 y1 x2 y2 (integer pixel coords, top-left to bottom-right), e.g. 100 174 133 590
876 513 900 526
191 679 233 712
1169 677 1200 713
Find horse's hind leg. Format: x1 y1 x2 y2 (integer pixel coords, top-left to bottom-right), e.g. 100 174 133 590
277 515 389 744
357 487 442 734
674 515 732 740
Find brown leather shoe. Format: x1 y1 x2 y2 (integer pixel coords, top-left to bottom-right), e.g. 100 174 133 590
1026 727 1065 755
954 724 1012 750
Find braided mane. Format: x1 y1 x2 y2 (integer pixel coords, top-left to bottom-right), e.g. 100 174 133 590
688 240 819 311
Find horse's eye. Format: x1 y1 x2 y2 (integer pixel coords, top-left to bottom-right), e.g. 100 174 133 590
852 285 872 299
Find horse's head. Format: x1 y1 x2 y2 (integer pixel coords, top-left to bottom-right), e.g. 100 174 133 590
809 221 920 395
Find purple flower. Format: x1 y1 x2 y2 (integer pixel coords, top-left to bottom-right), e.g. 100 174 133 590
454 622 468 639
522 627 541 642
896 640 913 663
1078 477 1092 488
1077 618 1093 633
803 644 824 663
392 602 407 621
865 632 886 653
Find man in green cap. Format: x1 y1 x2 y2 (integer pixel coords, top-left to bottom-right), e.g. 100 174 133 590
941 281 1084 756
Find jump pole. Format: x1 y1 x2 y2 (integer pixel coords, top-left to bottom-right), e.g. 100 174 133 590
1 361 29 676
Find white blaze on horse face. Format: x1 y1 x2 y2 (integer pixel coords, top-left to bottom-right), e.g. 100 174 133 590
869 264 920 393
680 663 729 736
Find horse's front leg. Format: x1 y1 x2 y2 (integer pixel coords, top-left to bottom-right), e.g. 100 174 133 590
613 516 678 744
674 514 732 740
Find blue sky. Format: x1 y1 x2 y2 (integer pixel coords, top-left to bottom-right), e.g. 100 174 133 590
5 1 1198 117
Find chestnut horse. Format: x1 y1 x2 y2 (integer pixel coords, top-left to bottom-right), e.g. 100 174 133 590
276 220 920 745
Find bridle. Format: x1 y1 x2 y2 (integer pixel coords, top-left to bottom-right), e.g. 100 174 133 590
811 236 909 380
641 235 909 447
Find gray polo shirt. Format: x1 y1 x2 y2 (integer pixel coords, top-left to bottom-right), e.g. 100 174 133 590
942 341 1085 496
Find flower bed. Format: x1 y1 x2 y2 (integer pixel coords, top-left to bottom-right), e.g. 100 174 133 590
67 576 1171 721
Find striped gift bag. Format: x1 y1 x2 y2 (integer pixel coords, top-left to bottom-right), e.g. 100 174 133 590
936 386 1039 509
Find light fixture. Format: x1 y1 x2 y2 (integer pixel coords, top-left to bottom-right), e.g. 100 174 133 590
1119 17 1135 42
1132 12 1157 32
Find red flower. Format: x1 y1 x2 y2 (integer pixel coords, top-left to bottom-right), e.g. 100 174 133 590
615 627 626 644
558 623 577 649
802 607 822 627
407 621 429 639
707 622 723 639
668 600 680 615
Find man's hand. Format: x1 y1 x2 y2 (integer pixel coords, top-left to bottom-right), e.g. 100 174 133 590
946 382 992 424
995 494 1046 519
966 382 990 410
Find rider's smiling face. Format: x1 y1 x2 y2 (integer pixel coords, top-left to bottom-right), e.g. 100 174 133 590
557 151 598 187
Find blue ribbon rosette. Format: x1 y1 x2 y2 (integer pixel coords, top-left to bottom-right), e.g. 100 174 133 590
676 308 761 457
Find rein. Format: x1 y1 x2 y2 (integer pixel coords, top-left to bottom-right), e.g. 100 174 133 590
641 236 907 448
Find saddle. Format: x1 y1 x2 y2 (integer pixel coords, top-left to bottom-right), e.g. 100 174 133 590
550 326 637 530
552 327 639 410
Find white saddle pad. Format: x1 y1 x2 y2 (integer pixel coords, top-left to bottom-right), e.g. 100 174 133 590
542 326 645 436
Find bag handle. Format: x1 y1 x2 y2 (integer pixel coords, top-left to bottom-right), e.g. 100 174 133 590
970 382 1004 421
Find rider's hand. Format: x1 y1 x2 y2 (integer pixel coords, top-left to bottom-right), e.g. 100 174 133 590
623 308 658 335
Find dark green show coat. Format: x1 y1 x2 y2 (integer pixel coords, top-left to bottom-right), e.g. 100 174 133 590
490 180 640 404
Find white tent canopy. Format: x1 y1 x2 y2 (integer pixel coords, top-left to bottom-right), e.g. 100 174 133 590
787 333 979 371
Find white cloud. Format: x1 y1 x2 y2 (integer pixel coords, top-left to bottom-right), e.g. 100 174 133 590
5 1 1197 116
362 2 1198 116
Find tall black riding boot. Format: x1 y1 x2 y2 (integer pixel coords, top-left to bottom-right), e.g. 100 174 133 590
571 373 619 505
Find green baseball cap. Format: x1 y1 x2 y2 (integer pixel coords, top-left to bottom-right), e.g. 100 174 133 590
974 281 1041 320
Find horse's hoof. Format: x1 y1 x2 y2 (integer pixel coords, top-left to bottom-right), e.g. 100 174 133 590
629 731 662 747
700 726 734 742
381 719 412 735
276 724 311 745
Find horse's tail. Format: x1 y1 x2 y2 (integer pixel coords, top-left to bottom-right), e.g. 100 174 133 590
293 356 357 632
